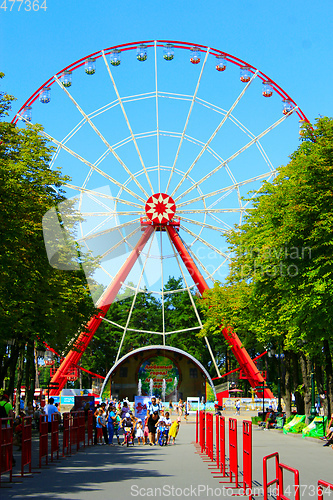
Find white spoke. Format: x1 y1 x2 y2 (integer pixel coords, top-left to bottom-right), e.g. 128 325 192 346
115 228 156 362
40 129 146 204
165 47 210 192
160 231 165 345
170 71 259 198
99 226 142 260
166 229 221 377
181 225 230 260
77 218 141 243
175 108 298 203
64 184 144 209
80 210 144 217
176 171 275 208
101 317 202 336
101 51 154 195
54 76 149 199
154 41 161 192
177 208 248 214
178 216 226 233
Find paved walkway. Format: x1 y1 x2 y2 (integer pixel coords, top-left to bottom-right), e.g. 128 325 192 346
1 413 333 499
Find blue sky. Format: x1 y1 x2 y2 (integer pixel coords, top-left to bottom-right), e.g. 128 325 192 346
1 0 332 122
1 0 333 318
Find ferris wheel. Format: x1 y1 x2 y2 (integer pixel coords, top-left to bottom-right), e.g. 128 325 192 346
14 40 308 395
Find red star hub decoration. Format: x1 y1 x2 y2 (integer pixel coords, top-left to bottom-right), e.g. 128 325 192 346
145 193 176 224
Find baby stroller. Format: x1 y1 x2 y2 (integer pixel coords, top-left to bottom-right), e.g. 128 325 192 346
158 428 169 446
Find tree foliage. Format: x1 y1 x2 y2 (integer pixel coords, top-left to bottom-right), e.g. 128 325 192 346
201 117 333 416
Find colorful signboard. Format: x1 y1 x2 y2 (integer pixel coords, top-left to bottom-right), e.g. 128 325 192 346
134 396 150 420
137 355 180 397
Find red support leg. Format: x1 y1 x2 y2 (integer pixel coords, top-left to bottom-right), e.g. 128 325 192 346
49 225 154 395
167 225 273 399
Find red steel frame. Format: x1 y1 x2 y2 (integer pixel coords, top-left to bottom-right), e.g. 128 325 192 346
167 225 273 398
49 225 154 395
49 220 273 396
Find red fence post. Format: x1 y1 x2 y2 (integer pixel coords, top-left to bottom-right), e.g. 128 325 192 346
62 412 70 456
87 410 93 446
196 411 198 444
20 416 32 477
219 415 226 476
229 417 238 487
215 415 219 469
77 411 85 449
205 413 213 460
50 412 59 462
318 480 333 500
278 463 300 500
263 452 279 500
0 418 13 486
243 420 252 498
70 412 79 453
200 411 204 452
39 415 48 468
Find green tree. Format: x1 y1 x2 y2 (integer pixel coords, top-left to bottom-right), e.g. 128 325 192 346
0 77 98 408
201 117 333 417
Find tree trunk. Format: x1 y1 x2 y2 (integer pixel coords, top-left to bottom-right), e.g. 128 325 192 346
282 352 292 418
25 341 36 406
299 353 311 421
323 338 333 417
7 343 20 405
291 352 304 414
15 348 25 415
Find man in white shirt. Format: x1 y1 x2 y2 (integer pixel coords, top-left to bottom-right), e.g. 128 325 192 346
44 397 60 432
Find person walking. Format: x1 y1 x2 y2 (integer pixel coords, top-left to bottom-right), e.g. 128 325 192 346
147 411 159 445
147 396 161 416
44 397 60 433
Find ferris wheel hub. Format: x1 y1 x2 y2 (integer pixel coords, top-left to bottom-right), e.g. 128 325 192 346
145 193 176 225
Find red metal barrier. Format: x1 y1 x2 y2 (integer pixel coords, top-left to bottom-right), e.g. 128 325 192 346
263 452 279 500
278 463 300 500
228 417 239 487
318 480 333 500
70 412 79 454
218 415 226 476
0 418 13 486
205 412 214 460
196 411 198 443
87 410 93 446
62 412 70 456
242 420 252 498
39 415 48 468
77 411 85 449
20 416 32 476
199 411 205 453
215 415 219 469
50 412 59 462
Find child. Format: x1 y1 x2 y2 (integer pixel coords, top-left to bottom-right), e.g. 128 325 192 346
113 410 121 445
168 417 181 445
96 409 105 445
136 418 144 445
143 415 149 445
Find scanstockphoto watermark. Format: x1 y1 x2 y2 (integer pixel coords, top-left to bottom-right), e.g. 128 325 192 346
240 246 312 279
130 484 330 497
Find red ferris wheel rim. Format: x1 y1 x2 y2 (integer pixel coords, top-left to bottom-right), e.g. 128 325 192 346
12 39 309 125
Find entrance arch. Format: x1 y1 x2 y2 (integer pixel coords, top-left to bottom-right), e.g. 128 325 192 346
100 345 216 402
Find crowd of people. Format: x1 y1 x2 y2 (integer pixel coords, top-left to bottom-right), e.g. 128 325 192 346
92 396 183 446
0 392 186 455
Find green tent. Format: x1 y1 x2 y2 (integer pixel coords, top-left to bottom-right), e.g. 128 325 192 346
302 416 327 439
283 414 306 434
